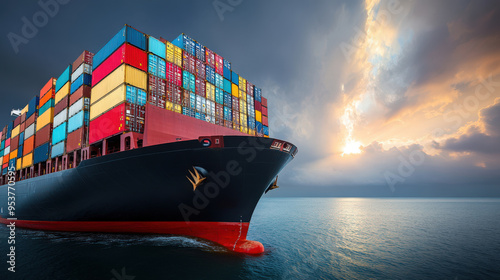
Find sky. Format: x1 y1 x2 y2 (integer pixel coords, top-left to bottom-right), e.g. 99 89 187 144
1 0 499 197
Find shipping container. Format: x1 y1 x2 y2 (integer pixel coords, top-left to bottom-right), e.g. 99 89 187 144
51 141 65 158
205 47 215 68
88 103 144 144
262 106 268 116
224 92 232 108
11 125 20 138
223 59 231 80
206 82 215 102
24 123 35 139
55 65 72 93
68 97 89 118
33 142 50 164
215 88 224 104
148 92 166 109
55 82 70 105
68 110 89 133
52 122 67 145
206 66 215 85
195 59 206 80
262 97 268 107
215 73 223 89
16 158 22 170
70 74 92 94
93 25 146 70
39 99 54 116
53 109 68 128
195 42 205 62
254 86 262 102
195 77 205 97
255 100 262 111
23 136 35 156
35 124 52 147
182 51 196 74
263 126 269 136
262 115 268 126
54 96 69 115
70 85 91 106
224 79 232 93
72 50 94 72
231 72 239 85
182 71 195 92
92 43 147 87
256 121 264 135
166 62 182 87
166 41 183 67
90 83 127 120
71 63 92 82
256 110 262 123
166 83 182 104
91 64 147 105
232 97 239 112
190 92 196 110
26 96 39 119
66 127 85 153
126 85 147 106
40 90 54 108
40 78 56 97
36 107 54 131
239 76 246 93
172 34 195 56
148 36 166 59
10 136 19 151
232 83 239 98
215 53 223 76
148 75 166 97
14 116 21 127
19 132 24 146
148 53 166 79
246 81 254 96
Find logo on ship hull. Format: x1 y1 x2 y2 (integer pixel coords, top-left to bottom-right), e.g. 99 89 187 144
186 166 206 191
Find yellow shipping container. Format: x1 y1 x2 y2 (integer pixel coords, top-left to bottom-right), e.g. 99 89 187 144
36 107 54 131
166 41 174 63
256 110 262 122
91 64 147 105
55 82 70 104
174 104 182 114
166 101 173 111
239 100 247 114
16 158 22 170
240 126 248 134
11 125 20 138
21 104 29 114
10 149 18 159
240 113 247 126
232 84 239 98
90 84 126 120
174 45 183 67
264 135 269 138
239 77 246 92
22 153 33 168
248 129 255 136
206 83 215 101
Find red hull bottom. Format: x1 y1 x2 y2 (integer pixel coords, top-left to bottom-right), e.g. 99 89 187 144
0 218 264 254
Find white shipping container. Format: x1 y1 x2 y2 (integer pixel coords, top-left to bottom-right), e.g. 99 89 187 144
68 98 84 118
71 63 92 82
53 108 68 128
24 123 35 139
4 146 10 156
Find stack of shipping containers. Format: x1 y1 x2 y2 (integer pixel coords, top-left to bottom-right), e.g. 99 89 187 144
0 24 270 183
34 78 56 168
89 25 148 145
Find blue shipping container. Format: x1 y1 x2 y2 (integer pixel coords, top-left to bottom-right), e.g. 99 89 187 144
2 168 7 175
248 119 256 129
190 93 196 110
215 73 223 89
148 54 166 79
55 65 72 92
231 72 239 85
224 92 232 108
52 122 67 145
223 79 232 93
126 85 147 106
51 141 65 158
67 111 89 133
172 34 195 56
223 66 231 80
27 96 40 118
254 87 262 102
215 89 224 105
256 121 263 134
206 66 215 84
0 140 4 150
19 132 24 146
148 36 166 59
263 126 269 136
70 74 92 94
34 142 50 164
195 43 205 62
93 26 146 70
9 158 16 169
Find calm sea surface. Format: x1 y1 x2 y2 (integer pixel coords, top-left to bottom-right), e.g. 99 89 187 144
1 198 499 279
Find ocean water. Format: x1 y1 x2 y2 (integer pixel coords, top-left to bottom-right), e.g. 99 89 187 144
1 197 500 279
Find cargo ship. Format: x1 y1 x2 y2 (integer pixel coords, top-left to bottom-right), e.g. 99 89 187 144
0 25 297 254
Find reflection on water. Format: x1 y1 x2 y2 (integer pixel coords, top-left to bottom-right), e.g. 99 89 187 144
1 198 500 279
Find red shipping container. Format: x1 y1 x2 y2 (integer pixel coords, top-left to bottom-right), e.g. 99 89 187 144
20 122 25 133
92 43 147 87
195 77 206 97
246 82 254 96
205 48 215 68
254 100 262 111
40 90 54 107
3 159 9 167
35 124 52 147
166 62 182 87
14 116 21 127
88 103 145 144
66 127 86 153
5 138 11 147
262 106 268 116
215 103 223 119
215 117 222 126
182 52 195 74
26 114 36 127
148 93 166 109
40 78 56 97
232 98 239 111
214 53 223 75
224 120 232 129
21 113 26 123
149 75 166 97
166 82 182 104
261 97 267 107
11 135 19 151
72 50 94 71
70 85 91 106
195 59 206 80
262 116 268 126
54 96 69 115
232 110 240 125
181 89 191 107
23 136 35 156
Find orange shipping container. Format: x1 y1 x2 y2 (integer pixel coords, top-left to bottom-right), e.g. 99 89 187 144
40 78 56 97
23 136 35 156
